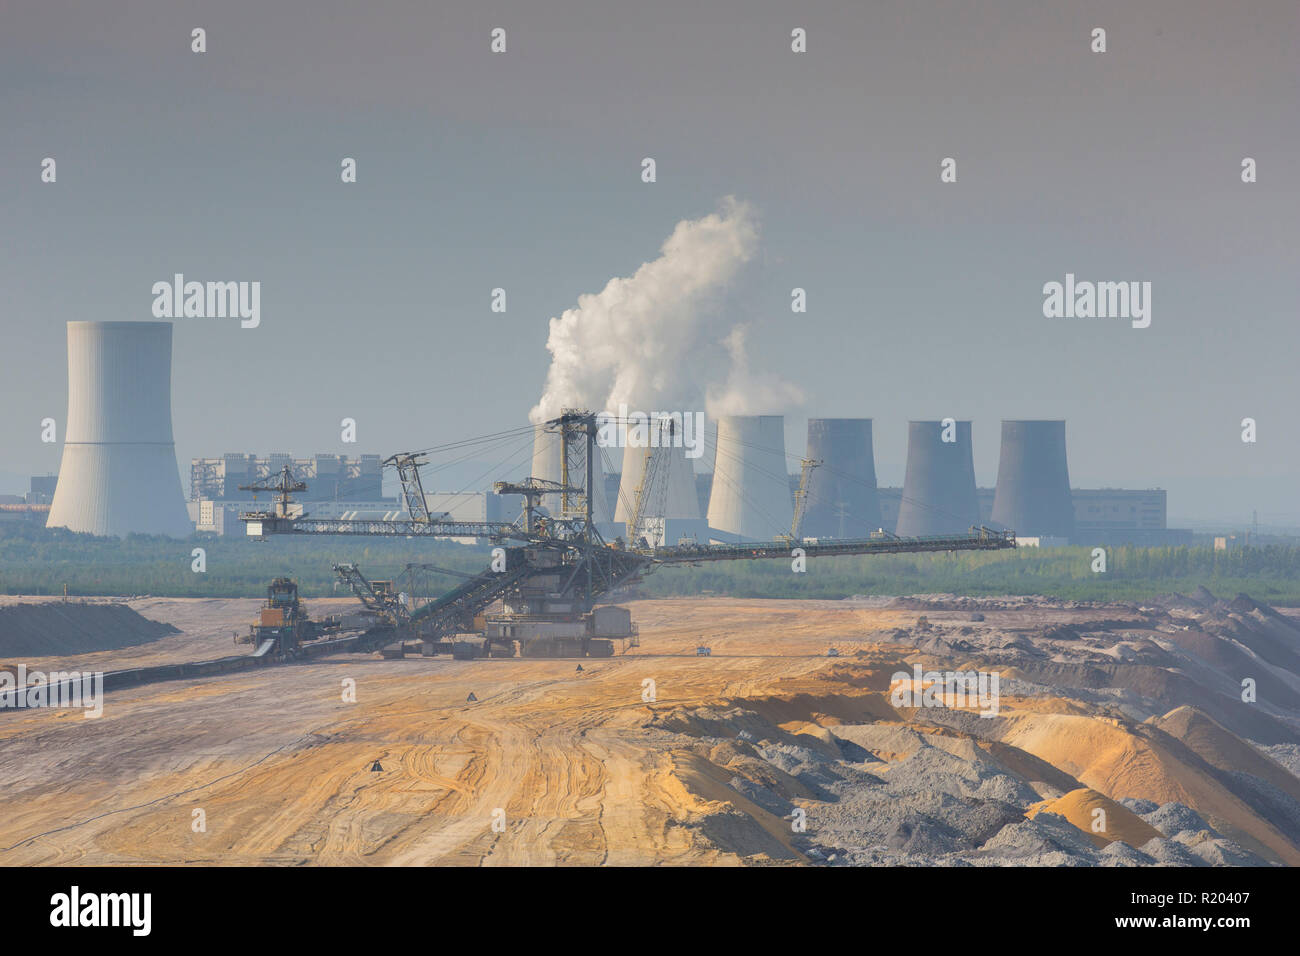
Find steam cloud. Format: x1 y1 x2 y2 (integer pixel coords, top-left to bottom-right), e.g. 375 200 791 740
530 197 800 423
706 324 805 417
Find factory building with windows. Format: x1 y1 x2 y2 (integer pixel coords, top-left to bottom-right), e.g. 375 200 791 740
190 453 385 502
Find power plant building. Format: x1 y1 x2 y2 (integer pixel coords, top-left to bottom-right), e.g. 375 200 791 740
878 487 1180 545
191 453 383 501
26 475 58 505
46 321 193 538
1072 488 1165 533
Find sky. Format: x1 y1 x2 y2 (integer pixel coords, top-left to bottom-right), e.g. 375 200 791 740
1 0 1297 525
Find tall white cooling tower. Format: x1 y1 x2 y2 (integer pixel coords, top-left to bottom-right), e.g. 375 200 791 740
530 426 563 514
706 415 794 541
529 423 611 522
46 321 193 537
614 440 701 523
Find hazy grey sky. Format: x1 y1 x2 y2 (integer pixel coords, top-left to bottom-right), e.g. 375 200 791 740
1 1 1296 524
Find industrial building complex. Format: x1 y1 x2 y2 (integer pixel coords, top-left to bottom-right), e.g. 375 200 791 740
23 321 1186 549
190 453 385 501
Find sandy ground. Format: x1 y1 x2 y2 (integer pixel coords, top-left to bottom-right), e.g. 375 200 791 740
0 598 906 865
2 595 1297 866
0 596 361 673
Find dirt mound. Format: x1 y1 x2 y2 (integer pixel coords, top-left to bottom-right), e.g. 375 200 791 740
0 602 179 658
1192 586 1218 606
666 752 804 861
996 711 1300 865
1209 608 1300 675
1153 589 1215 611
1011 659 1297 745
736 691 902 728
1028 788 1165 848
1152 706 1300 801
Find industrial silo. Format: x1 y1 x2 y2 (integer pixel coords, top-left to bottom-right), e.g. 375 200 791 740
990 420 1075 539
894 420 980 537
706 415 794 541
45 321 193 537
800 418 883 538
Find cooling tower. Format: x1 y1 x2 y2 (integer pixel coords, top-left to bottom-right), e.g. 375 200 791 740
530 426 562 513
894 420 980 537
529 423 612 522
990 420 1075 538
46 321 193 537
614 429 701 524
800 418 883 538
707 415 795 541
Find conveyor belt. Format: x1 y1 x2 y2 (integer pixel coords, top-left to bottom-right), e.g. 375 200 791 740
651 528 1016 563
406 553 532 639
0 631 372 714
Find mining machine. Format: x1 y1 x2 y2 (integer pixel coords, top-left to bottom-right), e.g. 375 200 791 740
242 411 1015 657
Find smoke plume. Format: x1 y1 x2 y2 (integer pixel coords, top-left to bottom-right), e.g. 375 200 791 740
531 197 779 423
705 324 805 417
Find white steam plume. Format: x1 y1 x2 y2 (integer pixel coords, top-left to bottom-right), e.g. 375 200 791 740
531 197 763 423
705 324 805 417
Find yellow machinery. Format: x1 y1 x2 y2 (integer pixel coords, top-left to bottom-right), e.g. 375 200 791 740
240 577 340 656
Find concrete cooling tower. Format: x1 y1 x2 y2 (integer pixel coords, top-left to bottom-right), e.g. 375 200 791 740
614 438 701 523
707 415 795 541
990 420 1075 539
529 424 612 522
800 418 882 538
530 426 562 511
46 321 193 537
894 420 979 537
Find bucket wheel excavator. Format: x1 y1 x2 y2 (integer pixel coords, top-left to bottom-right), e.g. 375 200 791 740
242 411 1015 657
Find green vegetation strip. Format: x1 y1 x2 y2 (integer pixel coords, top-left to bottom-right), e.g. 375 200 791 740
2 526 1298 603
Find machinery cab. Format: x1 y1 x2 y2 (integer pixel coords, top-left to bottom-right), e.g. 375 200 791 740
267 577 299 610
258 577 300 630
244 576 315 655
